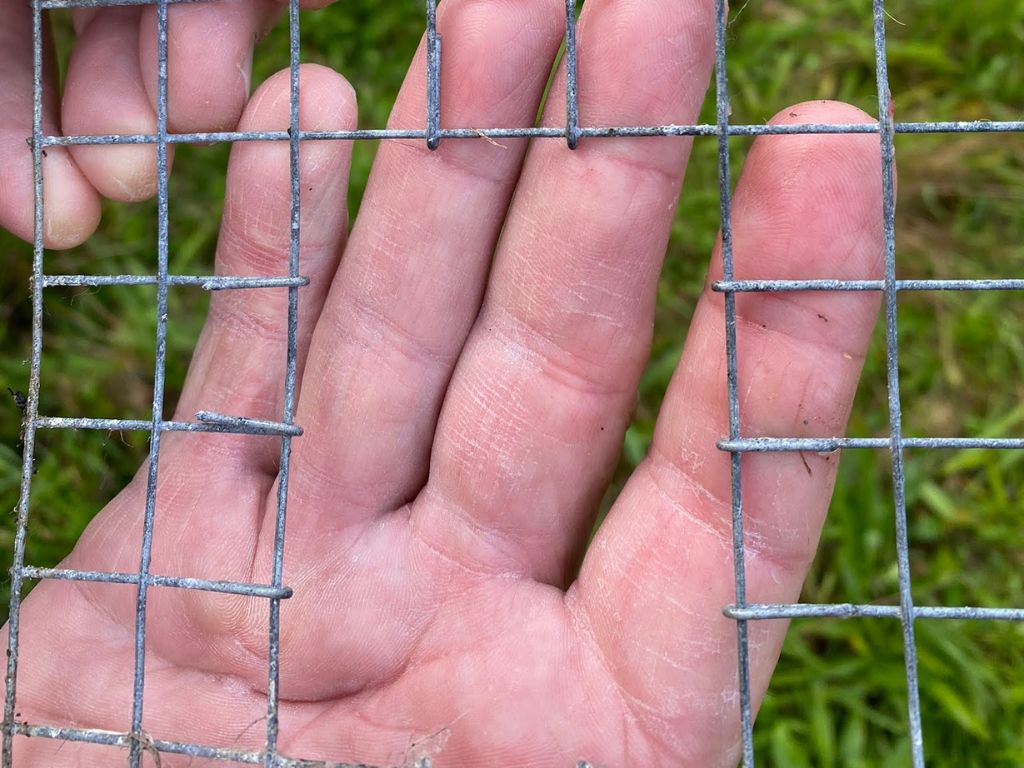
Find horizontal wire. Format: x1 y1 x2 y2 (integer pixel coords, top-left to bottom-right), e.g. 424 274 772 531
714 278 1024 292
35 415 303 437
8 724 430 768
18 567 293 599
41 274 309 290
719 436 1024 452
195 410 301 435
725 603 1024 622
41 0 203 6
35 119 1024 147
41 273 1014 296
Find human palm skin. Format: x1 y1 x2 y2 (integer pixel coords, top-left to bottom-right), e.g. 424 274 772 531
3 1 886 766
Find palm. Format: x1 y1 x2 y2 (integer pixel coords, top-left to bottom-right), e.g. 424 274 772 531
5 2 887 767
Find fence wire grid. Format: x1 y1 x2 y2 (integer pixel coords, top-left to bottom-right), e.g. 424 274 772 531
4 0 1024 766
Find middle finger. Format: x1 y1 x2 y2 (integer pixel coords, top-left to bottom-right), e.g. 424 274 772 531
418 0 717 585
287 0 566 532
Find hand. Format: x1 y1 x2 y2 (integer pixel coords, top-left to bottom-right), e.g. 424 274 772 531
0 0 336 248
4 1 885 765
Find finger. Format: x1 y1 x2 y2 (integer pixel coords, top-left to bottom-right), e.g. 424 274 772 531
417 0 716 585
46 64 357 684
0 2 100 248
171 63 357 477
62 8 164 202
572 101 885 765
287 0 566 527
138 0 281 134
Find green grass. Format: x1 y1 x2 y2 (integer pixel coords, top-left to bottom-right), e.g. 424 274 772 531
2 1 1023 764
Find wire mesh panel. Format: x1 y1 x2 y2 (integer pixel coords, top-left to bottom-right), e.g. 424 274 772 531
3 0 1023 766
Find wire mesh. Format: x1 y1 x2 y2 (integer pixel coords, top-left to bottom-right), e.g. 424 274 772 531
3 0 1022 766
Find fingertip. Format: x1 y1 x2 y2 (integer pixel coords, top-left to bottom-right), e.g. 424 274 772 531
303 63 359 130
760 101 882 185
41 150 103 249
70 148 156 203
220 63 357 264
735 101 885 260
0 138 100 250
774 100 896 201
62 9 160 204
244 64 357 132
138 0 280 133
769 99 875 127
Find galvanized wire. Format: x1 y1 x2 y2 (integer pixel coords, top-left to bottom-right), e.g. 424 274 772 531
711 2 755 765
125 2 171 763
3 0 1022 766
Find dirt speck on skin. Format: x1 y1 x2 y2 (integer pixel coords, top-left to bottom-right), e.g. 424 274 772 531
799 451 813 477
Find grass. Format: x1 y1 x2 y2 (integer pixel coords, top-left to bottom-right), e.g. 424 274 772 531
1 0 1023 764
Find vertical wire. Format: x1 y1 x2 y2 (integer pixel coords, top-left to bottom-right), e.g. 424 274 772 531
564 0 580 150
2 2 46 764
714 0 754 764
264 0 301 761
872 1 925 765
425 0 441 150
128 1 171 765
